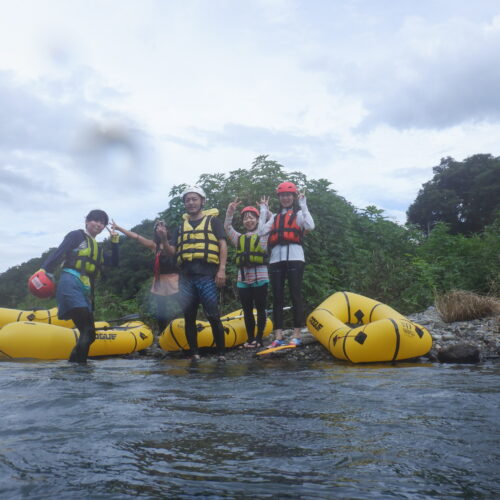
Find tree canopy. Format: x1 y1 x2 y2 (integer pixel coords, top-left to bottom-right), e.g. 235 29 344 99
1 155 498 327
406 154 500 234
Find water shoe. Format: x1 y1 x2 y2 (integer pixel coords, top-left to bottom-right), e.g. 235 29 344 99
269 339 285 348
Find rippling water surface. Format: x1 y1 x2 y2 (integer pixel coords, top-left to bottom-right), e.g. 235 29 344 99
1 356 499 499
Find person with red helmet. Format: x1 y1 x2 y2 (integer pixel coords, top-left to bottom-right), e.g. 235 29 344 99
260 181 315 346
224 197 270 348
36 210 120 363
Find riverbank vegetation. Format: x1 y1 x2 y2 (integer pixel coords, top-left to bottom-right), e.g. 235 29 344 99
435 290 500 323
1 155 499 326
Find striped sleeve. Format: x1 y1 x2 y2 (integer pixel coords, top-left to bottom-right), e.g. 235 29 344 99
224 210 241 246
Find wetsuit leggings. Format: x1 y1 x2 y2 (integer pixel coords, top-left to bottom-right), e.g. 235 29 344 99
237 283 268 343
68 307 96 363
179 275 225 356
269 260 305 330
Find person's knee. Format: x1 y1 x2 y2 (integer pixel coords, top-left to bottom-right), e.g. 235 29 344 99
201 296 220 318
79 327 96 347
206 315 223 330
242 303 254 316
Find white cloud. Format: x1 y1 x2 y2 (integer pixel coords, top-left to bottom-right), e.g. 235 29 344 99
1 0 500 273
310 13 500 130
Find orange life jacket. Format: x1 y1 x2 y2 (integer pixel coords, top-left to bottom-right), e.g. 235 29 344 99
268 210 303 247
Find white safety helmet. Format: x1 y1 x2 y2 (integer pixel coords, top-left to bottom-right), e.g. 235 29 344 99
181 185 206 200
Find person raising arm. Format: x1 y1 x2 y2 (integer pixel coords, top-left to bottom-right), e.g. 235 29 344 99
111 220 180 333
38 209 119 364
260 183 315 347
224 198 269 348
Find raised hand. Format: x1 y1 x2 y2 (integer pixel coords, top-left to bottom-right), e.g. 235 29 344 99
106 223 118 239
259 195 270 208
227 197 241 213
110 219 122 233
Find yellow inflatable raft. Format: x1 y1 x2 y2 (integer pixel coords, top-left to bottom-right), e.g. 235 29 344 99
159 309 273 352
306 291 432 363
0 320 153 360
0 306 74 328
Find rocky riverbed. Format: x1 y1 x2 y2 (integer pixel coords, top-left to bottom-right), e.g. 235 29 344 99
141 306 499 364
409 306 499 363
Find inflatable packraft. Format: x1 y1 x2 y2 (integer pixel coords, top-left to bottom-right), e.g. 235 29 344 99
0 306 74 328
306 291 432 363
159 309 273 352
0 320 153 360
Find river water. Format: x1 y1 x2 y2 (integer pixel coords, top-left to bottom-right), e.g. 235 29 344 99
1 357 499 499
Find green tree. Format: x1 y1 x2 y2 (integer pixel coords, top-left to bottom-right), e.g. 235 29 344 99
0 252 52 309
415 219 500 295
341 206 428 311
2 155 498 321
407 154 500 234
160 157 427 314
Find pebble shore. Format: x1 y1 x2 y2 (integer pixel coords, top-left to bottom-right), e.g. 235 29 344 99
142 306 499 364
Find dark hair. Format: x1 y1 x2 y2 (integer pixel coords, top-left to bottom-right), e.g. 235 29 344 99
86 209 109 226
153 220 166 248
240 211 258 221
279 197 300 214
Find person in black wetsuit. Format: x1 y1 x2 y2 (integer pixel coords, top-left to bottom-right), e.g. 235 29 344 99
158 186 227 361
40 209 119 363
111 219 181 333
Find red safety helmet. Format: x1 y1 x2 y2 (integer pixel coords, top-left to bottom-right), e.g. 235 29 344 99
276 181 298 194
241 206 260 218
28 270 55 299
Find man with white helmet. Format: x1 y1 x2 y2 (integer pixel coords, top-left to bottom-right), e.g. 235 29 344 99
159 186 227 360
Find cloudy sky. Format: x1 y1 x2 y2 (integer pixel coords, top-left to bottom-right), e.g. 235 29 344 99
1 0 500 273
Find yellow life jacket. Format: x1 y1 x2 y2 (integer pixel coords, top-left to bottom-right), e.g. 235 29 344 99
176 209 220 266
63 231 103 288
235 234 267 268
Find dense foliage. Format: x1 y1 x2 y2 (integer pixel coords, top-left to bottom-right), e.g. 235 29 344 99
1 155 498 327
407 154 500 235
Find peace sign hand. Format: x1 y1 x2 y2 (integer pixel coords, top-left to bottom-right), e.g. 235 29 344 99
227 197 241 214
106 224 117 237
259 195 270 208
110 219 123 233
106 223 119 242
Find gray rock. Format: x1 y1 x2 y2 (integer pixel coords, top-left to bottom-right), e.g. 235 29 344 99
442 334 456 341
437 343 481 364
409 309 499 363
